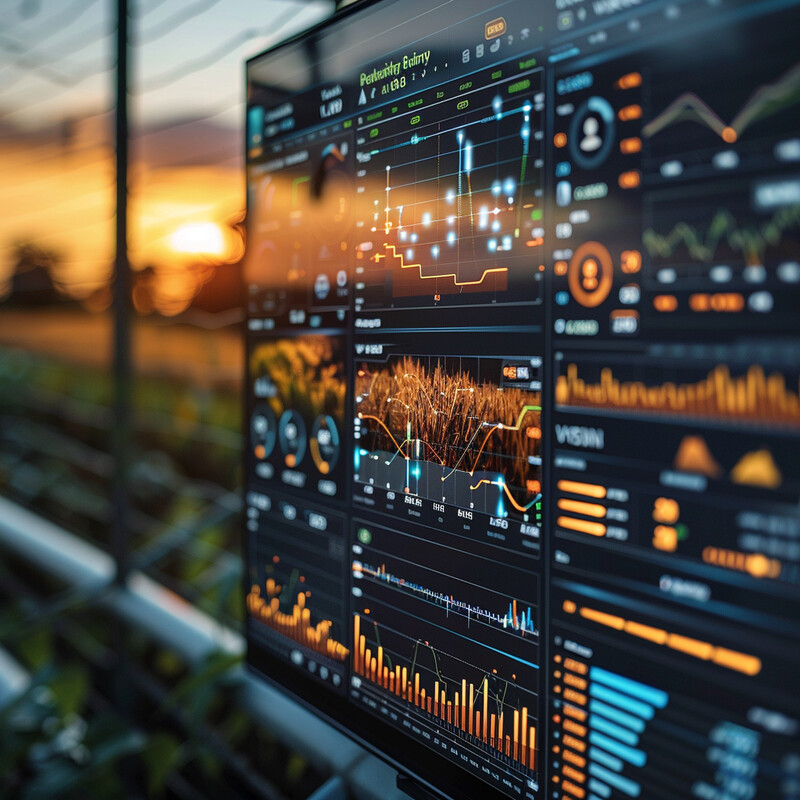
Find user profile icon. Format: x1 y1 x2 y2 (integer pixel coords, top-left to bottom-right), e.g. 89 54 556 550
569 97 615 168
580 116 602 153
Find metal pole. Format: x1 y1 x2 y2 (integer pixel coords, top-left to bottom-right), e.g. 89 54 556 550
112 0 130 583
111 0 134 734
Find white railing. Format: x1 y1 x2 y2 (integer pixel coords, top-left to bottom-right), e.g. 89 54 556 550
0 495 409 800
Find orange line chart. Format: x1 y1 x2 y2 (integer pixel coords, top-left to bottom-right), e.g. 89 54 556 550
373 243 509 289
642 61 800 141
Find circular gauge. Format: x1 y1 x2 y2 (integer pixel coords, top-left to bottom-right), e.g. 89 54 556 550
251 404 277 461
568 96 615 169
310 415 341 474
279 410 307 468
568 241 614 307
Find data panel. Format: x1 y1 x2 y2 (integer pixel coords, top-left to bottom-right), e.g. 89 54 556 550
244 1 800 798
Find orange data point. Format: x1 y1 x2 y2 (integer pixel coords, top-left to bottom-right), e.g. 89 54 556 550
722 126 738 143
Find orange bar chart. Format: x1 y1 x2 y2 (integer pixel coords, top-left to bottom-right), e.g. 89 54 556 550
562 599 761 675
555 362 800 425
247 580 349 661
352 614 537 771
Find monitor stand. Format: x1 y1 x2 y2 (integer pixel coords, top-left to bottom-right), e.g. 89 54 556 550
396 775 446 800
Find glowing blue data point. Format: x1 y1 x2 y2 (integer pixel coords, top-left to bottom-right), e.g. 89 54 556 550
422 212 432 226
502 236 512 250
446 189 456 203
523 102 532 113
521 126 530 139
492 220 501 232
431 245 440 258
491 181 502 196
488 238 497 252
410 233 418 243
493 95 502 115
406 249 414 260
503 178 515 195
447 231 456 245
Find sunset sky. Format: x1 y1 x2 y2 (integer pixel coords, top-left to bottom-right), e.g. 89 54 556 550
0 0 333 306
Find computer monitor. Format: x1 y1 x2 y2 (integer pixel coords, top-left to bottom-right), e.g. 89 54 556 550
243 1 800 798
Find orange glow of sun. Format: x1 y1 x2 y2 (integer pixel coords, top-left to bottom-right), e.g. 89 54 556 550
169 222 226 255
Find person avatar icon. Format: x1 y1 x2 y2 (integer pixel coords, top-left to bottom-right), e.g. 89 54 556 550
580 115 602 153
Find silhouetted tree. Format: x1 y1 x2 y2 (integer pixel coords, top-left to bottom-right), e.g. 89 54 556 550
6 242 64 306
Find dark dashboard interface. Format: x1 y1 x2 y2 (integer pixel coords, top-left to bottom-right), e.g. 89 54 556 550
244 1 800 798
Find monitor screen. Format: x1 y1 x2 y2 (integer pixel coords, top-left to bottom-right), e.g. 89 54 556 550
243 1 800 798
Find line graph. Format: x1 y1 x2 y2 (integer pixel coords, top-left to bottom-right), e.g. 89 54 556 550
352 560 538 637
643 204 800 265
354 355 542 520
642 61 800 142
355 64 544 309
373 243 510 289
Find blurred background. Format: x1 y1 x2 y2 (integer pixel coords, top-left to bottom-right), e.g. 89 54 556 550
0 2 399 798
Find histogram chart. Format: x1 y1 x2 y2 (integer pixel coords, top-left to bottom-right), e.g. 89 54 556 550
352 615 538 769
247 575 349 662
353 345 543 553
354 60 545 311
350 542 542 798
555 357 800 427
246 496 348 689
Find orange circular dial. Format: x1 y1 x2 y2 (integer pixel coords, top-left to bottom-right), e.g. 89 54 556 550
568 241 614 307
